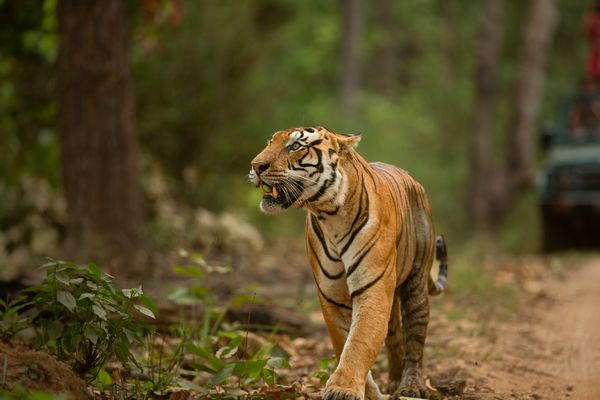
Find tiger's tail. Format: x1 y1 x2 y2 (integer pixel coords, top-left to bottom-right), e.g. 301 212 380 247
428 235 448 296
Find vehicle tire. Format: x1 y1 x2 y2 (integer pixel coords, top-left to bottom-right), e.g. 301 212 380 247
542 211 565 253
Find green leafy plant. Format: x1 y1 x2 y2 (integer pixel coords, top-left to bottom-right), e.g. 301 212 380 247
166 252 291 394
139 332 189 395
311 356 337 385
27 259 157 382
187 330 291 388
168 250 263 345
168 252 230 348
0 297 32 340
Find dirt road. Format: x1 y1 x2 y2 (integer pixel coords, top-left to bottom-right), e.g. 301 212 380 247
253 251 600 399
425 256 600 399
537 258 600 399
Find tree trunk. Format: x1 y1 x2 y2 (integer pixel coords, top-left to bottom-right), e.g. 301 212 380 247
440 0 461 76
340 0 363 113
468 0 504 231
468 0 557 232
370 0 397 95
504 0 558 195
57 0 144 270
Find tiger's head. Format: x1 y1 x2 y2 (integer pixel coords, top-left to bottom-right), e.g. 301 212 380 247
249 126 361 214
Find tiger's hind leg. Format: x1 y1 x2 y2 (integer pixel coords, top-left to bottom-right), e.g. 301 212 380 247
385 292 404 394
392 264 430 399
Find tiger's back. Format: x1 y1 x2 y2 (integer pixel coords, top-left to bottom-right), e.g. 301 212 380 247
370 162 436 287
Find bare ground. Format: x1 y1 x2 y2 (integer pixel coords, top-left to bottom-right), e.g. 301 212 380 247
472 256 600 400
409 256 600 399
256 253 600 399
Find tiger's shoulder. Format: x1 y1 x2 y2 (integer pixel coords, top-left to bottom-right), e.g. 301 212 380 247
369 162 425 193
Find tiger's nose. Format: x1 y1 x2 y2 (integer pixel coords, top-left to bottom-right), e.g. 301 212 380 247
251 161 269 175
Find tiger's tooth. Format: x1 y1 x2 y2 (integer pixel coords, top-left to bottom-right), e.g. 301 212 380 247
260 183 273 196
272 186 278 199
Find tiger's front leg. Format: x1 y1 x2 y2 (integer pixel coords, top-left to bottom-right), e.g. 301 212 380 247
317 294 384 400
322 258 396 400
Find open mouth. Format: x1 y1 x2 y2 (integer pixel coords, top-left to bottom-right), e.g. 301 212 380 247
255 178 304 209
256 180 300 209
258 182 279 199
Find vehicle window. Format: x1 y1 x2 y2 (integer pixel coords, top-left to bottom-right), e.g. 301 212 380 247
559 95 600 144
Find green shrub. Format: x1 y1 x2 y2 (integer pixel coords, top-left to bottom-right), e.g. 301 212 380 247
0 297 31 340
26 260 157 382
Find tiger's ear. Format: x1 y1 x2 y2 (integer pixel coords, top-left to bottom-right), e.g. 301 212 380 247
338 133 362 154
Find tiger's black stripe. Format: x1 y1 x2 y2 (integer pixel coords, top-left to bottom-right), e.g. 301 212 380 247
404 301 428 321
346 234 379 277
338 165 365 243
299 147 323 173
340 184 369 255
321 205 340 216
310 215 341 262
306 161 338 203
316 281 352 310
375 167 402 215
339 174 370 255
290 164 308 172
375 168 408 248
308 239 344 280
406 334 426 345
405 321 428 331
349 260 391 299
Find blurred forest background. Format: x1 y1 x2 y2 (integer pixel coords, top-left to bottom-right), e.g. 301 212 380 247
0 0 589 279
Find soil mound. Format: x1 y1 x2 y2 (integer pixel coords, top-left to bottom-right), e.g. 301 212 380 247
0 341 92 400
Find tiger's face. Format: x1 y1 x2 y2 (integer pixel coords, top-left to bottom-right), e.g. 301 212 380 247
249 126 360 214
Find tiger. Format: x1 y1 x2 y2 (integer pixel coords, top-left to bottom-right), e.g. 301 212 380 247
249 126 448 400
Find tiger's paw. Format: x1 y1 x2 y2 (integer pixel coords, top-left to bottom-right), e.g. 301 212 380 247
391 371 428 399
323 371 365 400
388 379 401 395
322 385 364 400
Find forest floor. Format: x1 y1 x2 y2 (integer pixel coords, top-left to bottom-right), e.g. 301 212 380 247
240 248 600 400
3 247 600 399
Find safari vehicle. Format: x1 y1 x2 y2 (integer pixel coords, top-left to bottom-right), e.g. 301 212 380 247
538 93 600 252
